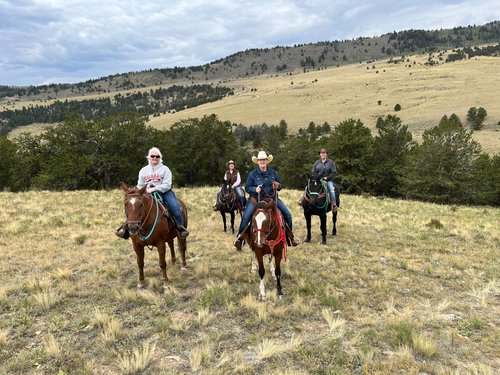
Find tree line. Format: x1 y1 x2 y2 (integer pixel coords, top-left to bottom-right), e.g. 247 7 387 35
0 112 498 206
0 84 233 135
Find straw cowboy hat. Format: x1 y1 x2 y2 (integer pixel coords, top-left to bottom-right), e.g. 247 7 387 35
227 160 236 166
252 150 273 164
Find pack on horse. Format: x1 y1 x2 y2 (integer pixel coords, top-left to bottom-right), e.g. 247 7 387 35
217 182 246 233
119 182 188 290
300 173 338 244
240 193 290 301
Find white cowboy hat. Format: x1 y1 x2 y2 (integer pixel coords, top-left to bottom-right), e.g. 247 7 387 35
252 150 273 164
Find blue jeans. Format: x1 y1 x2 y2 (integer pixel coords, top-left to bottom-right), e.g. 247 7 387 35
237 198 292 235
234 186 246 207
161 190 184 226
326 181 337 206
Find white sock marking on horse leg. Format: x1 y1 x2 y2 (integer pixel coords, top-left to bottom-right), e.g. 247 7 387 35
255 211 266 244
259 279 266 299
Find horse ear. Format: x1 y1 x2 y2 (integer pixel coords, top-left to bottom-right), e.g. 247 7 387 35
139 185 147 195
120 182 129 192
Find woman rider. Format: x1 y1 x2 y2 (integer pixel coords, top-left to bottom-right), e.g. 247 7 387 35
234 151 300 250
116 147 189 239
213 160 246 210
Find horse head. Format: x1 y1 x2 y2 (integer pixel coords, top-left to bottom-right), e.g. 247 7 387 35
121 182 148 235
251 200 277 248
306 173 326 205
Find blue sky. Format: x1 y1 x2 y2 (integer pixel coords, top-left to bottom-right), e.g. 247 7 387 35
1 0 499 86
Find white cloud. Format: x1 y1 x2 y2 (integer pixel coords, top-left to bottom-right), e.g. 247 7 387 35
0 0 499 85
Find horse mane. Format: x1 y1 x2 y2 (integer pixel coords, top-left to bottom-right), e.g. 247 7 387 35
255 199 276 210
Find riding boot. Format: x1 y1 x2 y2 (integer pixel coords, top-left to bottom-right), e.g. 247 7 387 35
115 223 130 239
233 223 250 251
176 223 190 239
285 225 300 247
162 210 189 239
233 235 243 251
213 202 221 211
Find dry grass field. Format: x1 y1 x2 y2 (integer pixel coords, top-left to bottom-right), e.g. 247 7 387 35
0 188 498 374
148 55 500 154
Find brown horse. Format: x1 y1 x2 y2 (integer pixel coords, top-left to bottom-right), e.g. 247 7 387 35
242 199 287 300
120 182 188 290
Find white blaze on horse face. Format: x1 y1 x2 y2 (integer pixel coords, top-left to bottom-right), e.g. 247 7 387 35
255 211 267 244
129 197 137 212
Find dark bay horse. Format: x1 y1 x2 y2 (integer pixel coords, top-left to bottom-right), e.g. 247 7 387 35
120 183 188 290
242 199 287 300
217 183 245 233
300 176 338 245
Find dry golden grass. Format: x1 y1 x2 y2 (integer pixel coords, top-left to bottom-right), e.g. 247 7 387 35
147 54 500 153
0 187 498 374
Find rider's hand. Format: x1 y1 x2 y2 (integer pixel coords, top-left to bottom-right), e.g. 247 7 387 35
256 185 262 193
146 186 157 193
273 181 280 189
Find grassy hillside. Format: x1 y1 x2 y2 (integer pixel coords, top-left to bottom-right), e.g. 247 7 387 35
0 188 498 374
6 52 500 154
148 53 500 154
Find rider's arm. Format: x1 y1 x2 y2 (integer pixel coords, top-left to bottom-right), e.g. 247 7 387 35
232 172 241 188
137 166 147 188
273 169 283 191
245 171 257 194
156 166 172 193
326 160 337 181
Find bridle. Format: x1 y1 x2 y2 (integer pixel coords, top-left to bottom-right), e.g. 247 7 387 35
124 192 159 240
304 179 329 210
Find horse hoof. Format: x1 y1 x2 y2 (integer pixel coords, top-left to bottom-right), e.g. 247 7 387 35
304 238 311 243
278 295 283 301
258 294 266 301
137 283 145 289
181 266 188 271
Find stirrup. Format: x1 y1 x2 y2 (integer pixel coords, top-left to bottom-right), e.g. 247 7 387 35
177 226 189 239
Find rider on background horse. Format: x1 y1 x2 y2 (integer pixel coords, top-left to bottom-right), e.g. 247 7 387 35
213 160 246 211
116 147 189 239
311 148 339 211
233 151 300 250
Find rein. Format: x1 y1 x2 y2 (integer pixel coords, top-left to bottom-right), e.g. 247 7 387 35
304 180 329 211
139 192 160 241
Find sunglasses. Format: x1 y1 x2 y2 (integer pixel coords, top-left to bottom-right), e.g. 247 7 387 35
150 155 161 159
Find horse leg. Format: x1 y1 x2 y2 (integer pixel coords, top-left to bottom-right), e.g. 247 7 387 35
275 253 283 299
157 241 168 289
177 237 188 270
168 239 176 264
133 243 146 288
304 212 312 242
269 255 277 280
257 254 266 301
221 210 227 232
251 251 258 274
320 213 327 245
230 210 235 234
332 211 337 236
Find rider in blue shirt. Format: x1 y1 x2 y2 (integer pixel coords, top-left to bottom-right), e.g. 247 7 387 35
234 151 300 250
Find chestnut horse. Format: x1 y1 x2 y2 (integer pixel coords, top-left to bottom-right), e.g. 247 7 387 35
242 199 287 300
120 183 188 289
300 175 338 244
217 183 245 233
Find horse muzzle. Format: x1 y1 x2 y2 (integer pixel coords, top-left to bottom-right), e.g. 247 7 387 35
126 221 141 235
